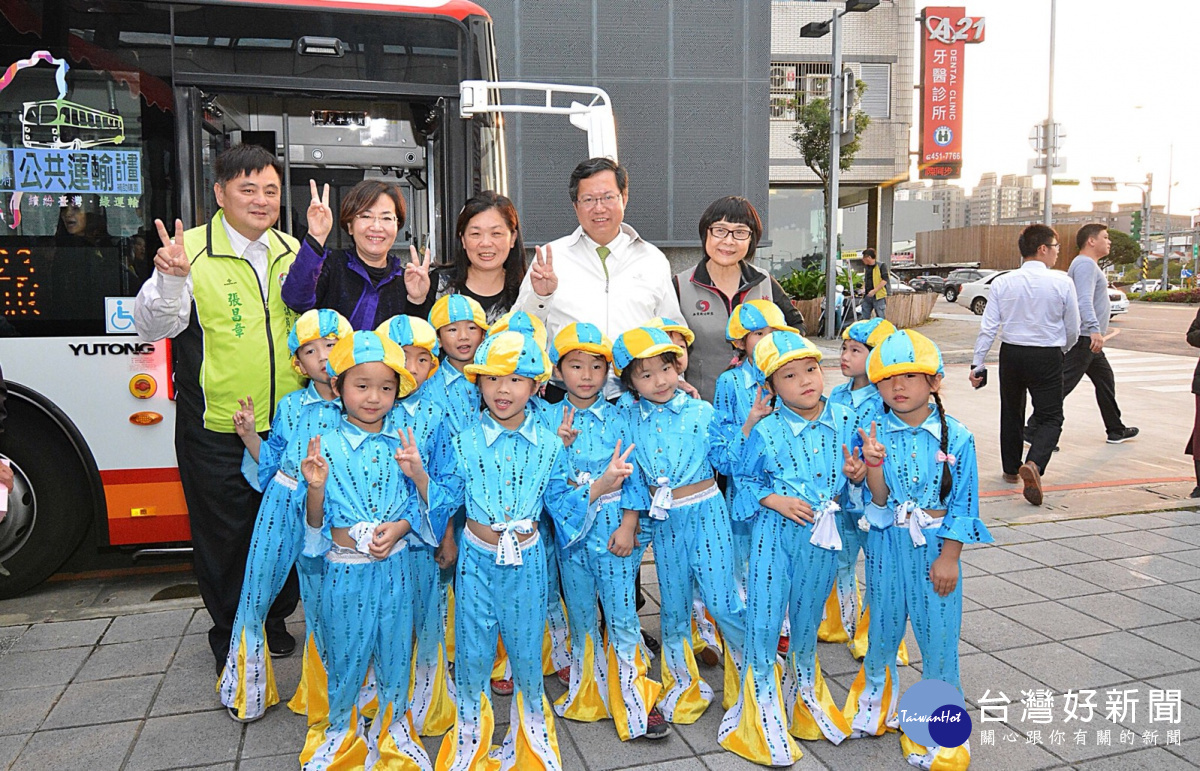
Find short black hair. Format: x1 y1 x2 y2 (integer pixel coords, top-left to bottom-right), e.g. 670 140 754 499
1018 224 1058 258
699 196 763 262
617 351 679 396
1076 223 1108 251
214 144 283 186
862 248 877 261
569 157 628 202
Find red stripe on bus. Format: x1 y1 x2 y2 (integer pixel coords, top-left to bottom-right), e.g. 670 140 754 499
100 468 182 485
226 0 490 21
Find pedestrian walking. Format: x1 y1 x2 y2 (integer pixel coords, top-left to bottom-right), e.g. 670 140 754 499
969 224 1079 506
859 248 888 321
1025 223 1138 445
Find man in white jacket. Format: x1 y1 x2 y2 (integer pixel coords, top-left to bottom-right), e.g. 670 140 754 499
516 157 685 399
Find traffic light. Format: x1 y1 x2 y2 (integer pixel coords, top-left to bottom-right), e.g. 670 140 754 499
1131 210 1142 241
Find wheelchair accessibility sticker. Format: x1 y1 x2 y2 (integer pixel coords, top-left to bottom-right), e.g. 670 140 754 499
105 296 136 334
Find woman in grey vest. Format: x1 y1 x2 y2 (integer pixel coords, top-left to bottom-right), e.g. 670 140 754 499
673 196 803 401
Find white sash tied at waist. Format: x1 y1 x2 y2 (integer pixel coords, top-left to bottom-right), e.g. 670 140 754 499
491 519 537 565
893 501 945 547
809 499 843 551
347 521 381 555
649 476 673 521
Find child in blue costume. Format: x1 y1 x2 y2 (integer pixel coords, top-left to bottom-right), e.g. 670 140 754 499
424 293 490 679
548 322 669 741
613 326 747 725
299 330 437 770
615 317 716 664
843 330 993 771
377 314 457 737
487 310 573 685
719 331 861 766
428 331 634 771
714 301 799 624
821 317 904 661
221 308 351 725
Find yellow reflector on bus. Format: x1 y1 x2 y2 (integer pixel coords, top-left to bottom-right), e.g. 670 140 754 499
129 412 163 426
129 374 157 399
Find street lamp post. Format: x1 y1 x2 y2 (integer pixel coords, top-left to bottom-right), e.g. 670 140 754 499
802 0 878 338
1162 144 1173 290
1043 0 1057 226
1091 174 1152 280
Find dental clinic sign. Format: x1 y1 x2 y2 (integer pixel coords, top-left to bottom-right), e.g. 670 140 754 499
919 7 984 180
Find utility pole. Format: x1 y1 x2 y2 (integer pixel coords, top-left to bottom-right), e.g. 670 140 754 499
824 9 843 339
1043 0 1056 225
1162 144 1173 289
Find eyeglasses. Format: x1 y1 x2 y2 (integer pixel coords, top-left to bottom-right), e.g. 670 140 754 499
1047 242 1060 249
575 193 622 209
708 225 754 242
355 213 399 226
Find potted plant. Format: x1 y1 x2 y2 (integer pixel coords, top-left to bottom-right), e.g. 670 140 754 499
779 267 826 335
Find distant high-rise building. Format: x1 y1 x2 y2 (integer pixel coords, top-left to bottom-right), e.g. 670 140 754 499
897 180 967 230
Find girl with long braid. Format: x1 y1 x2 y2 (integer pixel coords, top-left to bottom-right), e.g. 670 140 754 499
842 330 992 771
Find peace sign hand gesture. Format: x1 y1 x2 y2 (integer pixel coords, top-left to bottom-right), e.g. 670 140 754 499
842 443 867 484
394 427 427 482
595 439 635 497
742 386 773 437
405 245 433 304
301 437 328 489
557 405 580 448
232 396 256 440
153 219 189 277
530 244 558 296
307 180 333 246
857 421 886 467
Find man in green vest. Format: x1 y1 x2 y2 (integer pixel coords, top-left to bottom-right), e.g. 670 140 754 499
860 247 889 320
134 144 303 671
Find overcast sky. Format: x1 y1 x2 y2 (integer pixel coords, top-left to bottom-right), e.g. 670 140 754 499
923 0 1198 219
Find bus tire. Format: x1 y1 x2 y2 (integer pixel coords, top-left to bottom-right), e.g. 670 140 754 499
0 386 101 599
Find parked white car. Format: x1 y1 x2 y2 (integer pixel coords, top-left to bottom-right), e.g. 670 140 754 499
1108 287 1129 319
955 270 1010 315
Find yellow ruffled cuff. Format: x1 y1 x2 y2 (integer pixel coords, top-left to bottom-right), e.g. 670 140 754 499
554 633 610 722
511 692 563 771
719 665 802 765
788 656 850 741
416 643 456 737
435 691 500 771
817 585 850 643
224 626 280 721
658 638 710 724
608 640 661 741
843 663 898 736
901 733 972 771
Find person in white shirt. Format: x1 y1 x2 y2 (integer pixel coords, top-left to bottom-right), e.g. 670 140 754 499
515 157 685 400
970 224 1079 506
1025 223 1138 445
133 144 302 670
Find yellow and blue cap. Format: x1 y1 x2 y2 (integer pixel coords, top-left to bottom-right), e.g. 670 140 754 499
842 317 897 349
464 330 552 383
645 316 695 346
726 300 799 341
326 330 417 397
428 293 490 333
288 308 352 356
867 329 944 384
488 310 548 350
550 322 613 366
611 326 684 376
376 315 440 378
753 330 823 379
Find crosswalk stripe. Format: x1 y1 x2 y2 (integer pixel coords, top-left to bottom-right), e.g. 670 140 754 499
1138 385 1193 393
1115 373 1192 383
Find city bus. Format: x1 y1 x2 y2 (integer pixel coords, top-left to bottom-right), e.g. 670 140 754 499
0 0 614 599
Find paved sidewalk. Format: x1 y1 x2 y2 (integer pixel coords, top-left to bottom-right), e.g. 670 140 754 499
4 507 1200 770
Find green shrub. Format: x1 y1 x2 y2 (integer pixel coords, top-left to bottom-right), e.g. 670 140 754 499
1133 289 1200 303
779 267 826 300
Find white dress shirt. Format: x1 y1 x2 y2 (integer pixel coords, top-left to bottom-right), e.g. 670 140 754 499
133 216 272 341
972 259 1080 367
515 223 685 395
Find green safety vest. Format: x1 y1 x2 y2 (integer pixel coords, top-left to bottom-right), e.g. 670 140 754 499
185 212 302 432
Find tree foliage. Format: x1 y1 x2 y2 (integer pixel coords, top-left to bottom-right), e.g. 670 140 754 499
789 80 871 185
1103 228 1140 270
